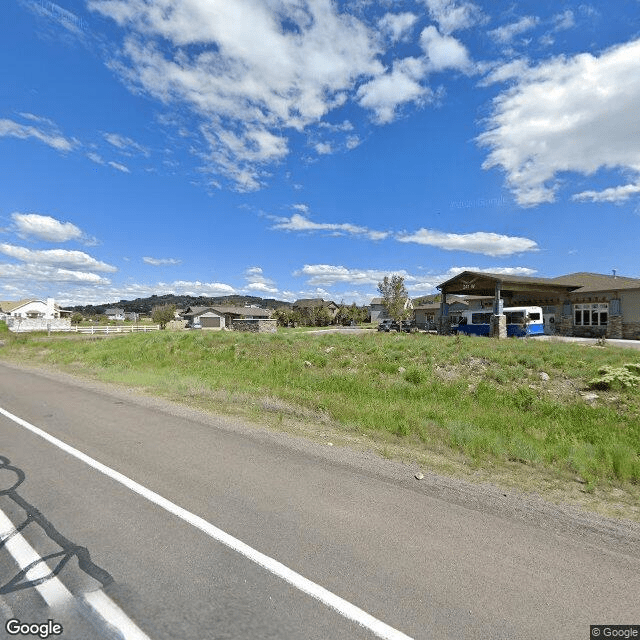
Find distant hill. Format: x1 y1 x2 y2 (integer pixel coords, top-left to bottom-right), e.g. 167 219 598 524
64 294 293 316
412 294 442 306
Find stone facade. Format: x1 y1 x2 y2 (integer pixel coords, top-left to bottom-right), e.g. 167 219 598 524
606 316 623 339
231 319 277 333
622 321 640 340
489 315 506 338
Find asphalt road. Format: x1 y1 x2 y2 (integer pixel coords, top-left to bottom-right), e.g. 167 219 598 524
0 362 639 640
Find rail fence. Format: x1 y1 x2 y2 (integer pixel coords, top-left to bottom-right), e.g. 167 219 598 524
70 324 160 334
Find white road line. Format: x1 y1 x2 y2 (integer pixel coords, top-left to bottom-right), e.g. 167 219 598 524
84 590 152 640
0 508 73 608
0 405 415 640
0 507 152 640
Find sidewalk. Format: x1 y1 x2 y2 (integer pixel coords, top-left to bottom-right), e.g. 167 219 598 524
538 335 640 351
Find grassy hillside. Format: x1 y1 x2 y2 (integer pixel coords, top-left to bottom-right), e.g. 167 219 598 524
2 329 639 507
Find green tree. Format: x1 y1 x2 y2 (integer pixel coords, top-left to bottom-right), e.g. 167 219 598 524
151 304 176 329
70 312 84 325
313 305 332 327
377 275 411 323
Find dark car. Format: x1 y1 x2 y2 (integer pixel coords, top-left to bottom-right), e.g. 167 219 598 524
378 319 403 332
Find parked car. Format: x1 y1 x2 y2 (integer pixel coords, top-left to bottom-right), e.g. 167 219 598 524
378 319 401 332
400 320 416 333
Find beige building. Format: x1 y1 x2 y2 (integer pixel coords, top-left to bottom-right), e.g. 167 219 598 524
437 271 640 339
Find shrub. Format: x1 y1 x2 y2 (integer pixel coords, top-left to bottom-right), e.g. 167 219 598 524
588 364 640 390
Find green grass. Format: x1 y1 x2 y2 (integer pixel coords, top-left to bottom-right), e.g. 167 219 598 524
2 327 639 492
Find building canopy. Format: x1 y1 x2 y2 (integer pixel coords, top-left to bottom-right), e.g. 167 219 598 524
437 271 581 299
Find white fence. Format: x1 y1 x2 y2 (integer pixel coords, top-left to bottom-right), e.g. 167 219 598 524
70 324 160 334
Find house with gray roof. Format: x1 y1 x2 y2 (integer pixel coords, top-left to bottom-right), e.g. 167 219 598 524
181 305 272 330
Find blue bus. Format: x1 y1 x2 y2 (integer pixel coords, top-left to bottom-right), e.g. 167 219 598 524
456 306 544 337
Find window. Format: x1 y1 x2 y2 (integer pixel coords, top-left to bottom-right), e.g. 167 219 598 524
471 313 492 324
574 303 608 326
505 311 525 324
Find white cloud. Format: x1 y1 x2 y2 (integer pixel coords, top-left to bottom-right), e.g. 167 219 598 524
0 244 117 272
51 279 237 306
357 57 430 123
488 16 539 45
378 12 418 42
422 0 483 34
0 262 111 285
143 256 182 266
396 228 538 256
159 280 236 296
87 151 106 165
572 183 640 203
243 266 278 294
477 38 640 206
295 264 415 287
346 135 361 150
11 213 84 243
420 26 473 73
271 213 389 241
89 0 385 190
315 142 333 155
293 263 537 294
103 132 149 156
108 160 130 173
0 117 77 152
553 10 575 32
246 281 279 294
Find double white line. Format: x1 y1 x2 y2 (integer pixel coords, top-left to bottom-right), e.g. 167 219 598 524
0 508 150 639
0 405 414 640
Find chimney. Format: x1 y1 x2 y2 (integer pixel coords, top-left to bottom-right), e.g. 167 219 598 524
612 269 617 279
46 297 55 319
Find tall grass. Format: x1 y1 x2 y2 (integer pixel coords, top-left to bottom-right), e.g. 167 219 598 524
2 329 639 489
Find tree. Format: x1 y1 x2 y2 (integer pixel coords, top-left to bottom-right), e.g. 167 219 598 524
70 312 84 325
151 304 176 329
377 275 411 323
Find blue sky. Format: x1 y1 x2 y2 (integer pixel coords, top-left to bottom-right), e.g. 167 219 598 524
1 0 639 306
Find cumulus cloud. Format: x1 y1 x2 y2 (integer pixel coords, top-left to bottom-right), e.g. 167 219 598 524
357 57 430 123
89 0 385 190
158 280 236 296
12 213 84 243
378 12 418 42
244 266 279 294
553 10 575 32
396 228 538 256
293 263 537 293
0 262 111 285
271 213 389 241
295 264 414 287
420 26 473 73
478 38 640 206
108 160 130 173
103 132 149 156
314 142 333 155
0 117 78 152
143 256 182 266
422 0 484 34
572 183 640 203
0 244 117 272
488 16 539 45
